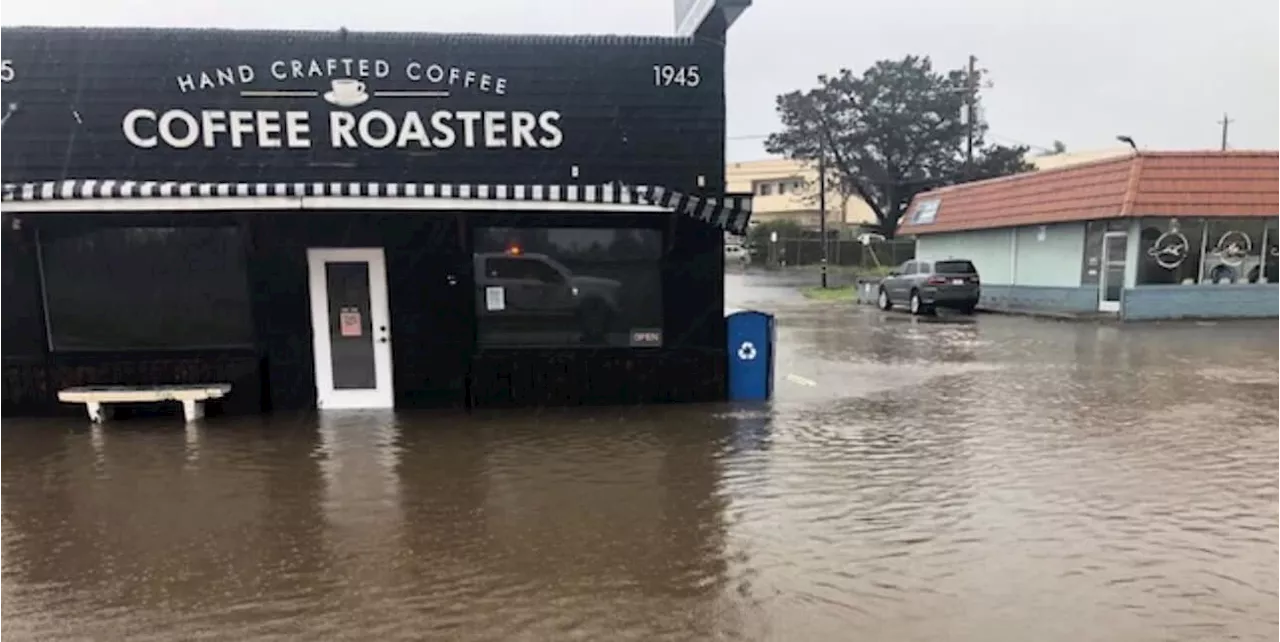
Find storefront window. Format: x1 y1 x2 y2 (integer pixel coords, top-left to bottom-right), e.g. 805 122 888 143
41 226 254 351
1202 218 1270 284
2 231 48 357
1263 219 1279 284
474 227 663 348
1080 221 1104 285
1136 217 1205 285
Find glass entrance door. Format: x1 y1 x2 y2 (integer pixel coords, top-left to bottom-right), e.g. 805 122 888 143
307 248 395 409
1098 232 1127 313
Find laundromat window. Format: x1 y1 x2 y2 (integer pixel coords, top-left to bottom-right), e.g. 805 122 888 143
473 227 663 348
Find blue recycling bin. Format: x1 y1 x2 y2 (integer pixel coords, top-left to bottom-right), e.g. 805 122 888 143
725 308 776 401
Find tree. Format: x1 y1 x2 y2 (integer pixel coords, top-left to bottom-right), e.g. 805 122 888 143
1037 139 1068 156
765 56 1033 238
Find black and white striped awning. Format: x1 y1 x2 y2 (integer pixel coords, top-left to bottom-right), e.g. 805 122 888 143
1 179 754 234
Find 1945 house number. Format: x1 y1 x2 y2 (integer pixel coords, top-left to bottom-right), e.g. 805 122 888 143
652 64 700 88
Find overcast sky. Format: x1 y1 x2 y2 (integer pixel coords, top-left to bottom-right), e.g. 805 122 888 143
5 0 1277 161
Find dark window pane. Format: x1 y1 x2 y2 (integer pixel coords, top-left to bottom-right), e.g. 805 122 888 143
1202 218 1268 284
1080 221 1105 285
325 262 377 390
474 227 662 348
935 260 977 275
2 232 47 357
1263 219 1279 284
1137 218 1204 285
41 226 254 351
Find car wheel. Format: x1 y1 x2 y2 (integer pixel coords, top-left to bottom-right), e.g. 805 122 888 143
877 288 893 311
909 290 932 316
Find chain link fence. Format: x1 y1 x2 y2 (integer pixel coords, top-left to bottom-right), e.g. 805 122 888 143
747 235 915 271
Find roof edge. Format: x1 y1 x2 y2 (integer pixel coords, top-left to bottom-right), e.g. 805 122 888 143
0 25 700 46
1118 154 1144 217
914 152 1137 201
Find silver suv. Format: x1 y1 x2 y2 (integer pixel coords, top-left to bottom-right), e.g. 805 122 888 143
474 252 621 340
878 259 981 315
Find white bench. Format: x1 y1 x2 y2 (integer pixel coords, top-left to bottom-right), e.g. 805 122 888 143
58 384 232 423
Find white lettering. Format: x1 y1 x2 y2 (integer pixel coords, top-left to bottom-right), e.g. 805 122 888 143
285 111 311 148
270 61 288 81
176 74 195 93
448 67 460 86
330 111 357 148
308 59 324 77
358 110 397 148
430 110 456 148
464 70 476 88
405 61 423 81
495 77 507 95
538 111 563 148
479 73 492 92
122 109 315 149
159 110 200 148
228 110 255 148
237 64 255 84
454 110 482 148
120 108 559 150
200 110 228 148
374 59 390 78
511 111 537 148
255 110 283 148
216 67 235 87
123 109 158 147
425 64 445 83
290 60 304 78
483 111 507 148
396 111 431 148
198 72 216 90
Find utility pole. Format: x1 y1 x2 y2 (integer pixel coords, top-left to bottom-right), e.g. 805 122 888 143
818 136 829 288
1218 112 1233 151
964 54 977 176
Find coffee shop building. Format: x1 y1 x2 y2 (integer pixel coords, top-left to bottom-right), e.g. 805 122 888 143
898 150 1279 320
0 17 754 416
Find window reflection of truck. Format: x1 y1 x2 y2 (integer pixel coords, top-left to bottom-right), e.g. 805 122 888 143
475 252 622 341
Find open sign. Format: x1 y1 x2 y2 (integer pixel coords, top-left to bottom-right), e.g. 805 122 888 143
629 329 662 347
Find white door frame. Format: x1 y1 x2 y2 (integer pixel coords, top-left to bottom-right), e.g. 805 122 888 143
307 248 395 409
1098 231 1127 313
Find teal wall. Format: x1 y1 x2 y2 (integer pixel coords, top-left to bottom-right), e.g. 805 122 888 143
1013 223 1085 287
1123 285 1279 320
916 229 1014 284
915 223 1084 287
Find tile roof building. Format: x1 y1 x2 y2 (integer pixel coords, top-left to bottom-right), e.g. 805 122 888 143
895 151 1278 320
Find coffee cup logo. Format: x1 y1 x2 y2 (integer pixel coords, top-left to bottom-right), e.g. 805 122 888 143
324 78 369 107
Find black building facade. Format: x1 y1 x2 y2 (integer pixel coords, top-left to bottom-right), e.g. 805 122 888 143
1 19 752 416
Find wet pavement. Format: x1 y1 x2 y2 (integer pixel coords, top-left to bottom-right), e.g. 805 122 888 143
4 272 1277 641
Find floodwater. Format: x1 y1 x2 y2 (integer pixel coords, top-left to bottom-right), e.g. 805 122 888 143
3 272 1277 641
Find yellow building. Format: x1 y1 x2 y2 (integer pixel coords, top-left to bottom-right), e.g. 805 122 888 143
726 158 877 230
1029 148 1131 171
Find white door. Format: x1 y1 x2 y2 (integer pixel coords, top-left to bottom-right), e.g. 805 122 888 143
1098 232 1127 313
307 248 395 409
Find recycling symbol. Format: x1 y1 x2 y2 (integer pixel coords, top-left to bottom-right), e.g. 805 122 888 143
737 341 758 361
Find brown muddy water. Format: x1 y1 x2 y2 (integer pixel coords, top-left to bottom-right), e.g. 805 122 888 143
3 273 1277 641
